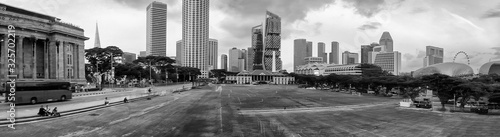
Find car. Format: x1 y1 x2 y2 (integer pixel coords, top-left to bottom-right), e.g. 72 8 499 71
414 101 432 108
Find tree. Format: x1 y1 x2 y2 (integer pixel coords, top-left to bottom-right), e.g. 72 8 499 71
359 63 392 77
456 81 488 110
133 55 175 82
210 69 228 83
84 46 124 87
421 74 465 110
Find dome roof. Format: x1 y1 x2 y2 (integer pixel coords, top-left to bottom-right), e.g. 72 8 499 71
413 62 473 77
479 61 500 75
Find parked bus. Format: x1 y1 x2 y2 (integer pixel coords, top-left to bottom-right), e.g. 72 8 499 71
5 81 72 104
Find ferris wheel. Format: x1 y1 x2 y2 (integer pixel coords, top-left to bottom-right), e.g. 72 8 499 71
453 51 470 65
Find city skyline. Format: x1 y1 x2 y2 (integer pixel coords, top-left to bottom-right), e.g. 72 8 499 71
5 0 499 73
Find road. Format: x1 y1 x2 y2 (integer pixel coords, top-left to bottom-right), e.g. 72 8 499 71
2 84 500 136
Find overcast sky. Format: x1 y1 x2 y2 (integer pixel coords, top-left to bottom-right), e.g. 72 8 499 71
2 0 500 73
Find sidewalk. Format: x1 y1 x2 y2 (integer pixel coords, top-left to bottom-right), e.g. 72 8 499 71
0 84 191 119
0 89 149 119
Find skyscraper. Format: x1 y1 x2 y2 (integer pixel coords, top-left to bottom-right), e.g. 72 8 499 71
379 31 393 52
263 11 282 72
176 40 183 65
241 49 247 71
182 0 210 77
229 47 241 72
146 1 167 56
94 22 101 48
342 51 359 65
306 41 313 57
329 41 339 64
247 47 254 71
294 39 307 71
318 42 326 63
361 45 374 63
221 54 228 70
208 39 218 71
251 25 264 70
424 46 444 67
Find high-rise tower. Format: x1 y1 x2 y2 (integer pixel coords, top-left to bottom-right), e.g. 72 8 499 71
94 22 101 48
379 31 393 52
294 39 307 71
263 11 282 71
182 0 209 77
329 41 339 64
251 24 264 70
146 1 167 56
318 42 326 63
208 39 218 71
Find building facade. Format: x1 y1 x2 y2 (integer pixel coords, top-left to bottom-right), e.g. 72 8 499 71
295 63 328 76
324 64 363 75
379 31 393 52
305 57 323 64
329 41 339 64
0 3 89 84
146 1 167 56
139 51 146 57
122 52 137 63
373 51 401 75
182 0 210 78
226 70 294 84
294 39 307 71
221 54 228 70
207 39 218 71
263 11 282 71
424 46 443 67
342 51 359 65
175 40 182 65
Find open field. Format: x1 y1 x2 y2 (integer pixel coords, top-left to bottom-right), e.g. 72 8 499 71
2 84 499 136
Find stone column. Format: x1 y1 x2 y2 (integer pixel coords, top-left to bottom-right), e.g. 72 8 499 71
1 34 7 79
16 36 24 79
44 40 48 79
48 40 57 79
57 41 67 80
32 39 37 80
56 41 65 80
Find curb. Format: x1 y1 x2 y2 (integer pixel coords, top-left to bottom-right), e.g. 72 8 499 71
72 92 106 97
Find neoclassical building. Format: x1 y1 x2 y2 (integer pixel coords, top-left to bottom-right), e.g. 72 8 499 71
0 4 88 86
226 70 294 85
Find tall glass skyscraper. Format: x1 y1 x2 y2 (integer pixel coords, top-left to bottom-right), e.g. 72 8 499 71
263 11 282 71
251 24 264 70
146 1 167 56
182 0 209 77
379 31 393 52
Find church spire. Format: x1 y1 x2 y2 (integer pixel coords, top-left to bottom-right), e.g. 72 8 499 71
94 21 101 48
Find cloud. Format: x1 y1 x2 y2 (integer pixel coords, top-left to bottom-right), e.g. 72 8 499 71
112 0 178 10
482 4 500 18
409 7 427 14
358 22 381 30
403 53 414 60
342 0 385 17
213 0 334 40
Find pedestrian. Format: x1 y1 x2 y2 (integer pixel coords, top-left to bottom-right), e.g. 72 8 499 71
104 97 109 105
123 97 128 103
